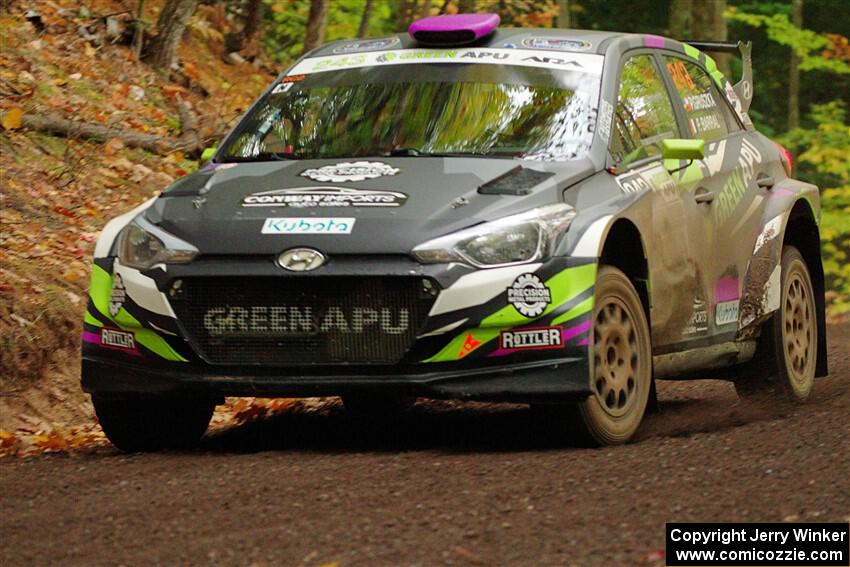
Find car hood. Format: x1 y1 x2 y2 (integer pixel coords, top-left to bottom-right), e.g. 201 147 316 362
146 157 596 255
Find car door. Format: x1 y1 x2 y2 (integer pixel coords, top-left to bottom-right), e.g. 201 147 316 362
661 54 770 339
608 53 701 348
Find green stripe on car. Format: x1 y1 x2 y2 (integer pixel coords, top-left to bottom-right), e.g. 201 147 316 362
88 265 187 362
423 263 597 363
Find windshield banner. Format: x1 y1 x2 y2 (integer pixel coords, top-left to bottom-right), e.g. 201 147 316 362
287 48 604 77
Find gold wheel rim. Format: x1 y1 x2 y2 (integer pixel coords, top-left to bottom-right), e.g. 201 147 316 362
783 268 815 390
592 298 640 418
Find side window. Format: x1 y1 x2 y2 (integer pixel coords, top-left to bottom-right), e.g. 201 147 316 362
664 57 736 141
610 55 679 169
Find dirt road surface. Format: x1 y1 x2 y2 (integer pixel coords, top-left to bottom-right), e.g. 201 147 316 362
2 324 848 566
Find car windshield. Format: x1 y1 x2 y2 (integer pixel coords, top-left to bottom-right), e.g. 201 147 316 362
220 61 602 162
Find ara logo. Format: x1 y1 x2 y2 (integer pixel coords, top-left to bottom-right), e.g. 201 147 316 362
300 161 400 183
521 56 583 68
262 217 355 234
507 274 552 318
243 187 407 208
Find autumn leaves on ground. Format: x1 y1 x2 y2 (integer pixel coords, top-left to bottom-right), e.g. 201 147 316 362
0 0 287 453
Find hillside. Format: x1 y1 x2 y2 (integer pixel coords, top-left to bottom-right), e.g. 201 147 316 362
0 0 279 438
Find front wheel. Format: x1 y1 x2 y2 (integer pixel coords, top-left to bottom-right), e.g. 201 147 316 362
572 265 652 446
735 245 817 401
92 395 215 452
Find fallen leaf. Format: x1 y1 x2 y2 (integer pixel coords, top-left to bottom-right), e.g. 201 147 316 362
0 430 16 449
2 107 23 129
33 430 68 452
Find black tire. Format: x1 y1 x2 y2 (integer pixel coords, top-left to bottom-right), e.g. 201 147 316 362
92 395 215 452
735 245 817 402
341 393 416 418
572 265 653 446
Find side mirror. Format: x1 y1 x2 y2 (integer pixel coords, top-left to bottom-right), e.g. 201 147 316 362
200 147 217 162
661 138 705 161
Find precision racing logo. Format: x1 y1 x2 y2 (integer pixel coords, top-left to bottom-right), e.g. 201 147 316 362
507 273 552 318
243 187 408 208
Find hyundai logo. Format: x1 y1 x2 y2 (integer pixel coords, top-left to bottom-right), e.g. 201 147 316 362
277 248 326 272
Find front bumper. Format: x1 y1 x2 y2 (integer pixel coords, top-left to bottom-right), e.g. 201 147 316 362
82 254 597 402
82 354 591 403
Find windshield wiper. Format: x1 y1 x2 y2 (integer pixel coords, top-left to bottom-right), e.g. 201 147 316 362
221 151 302 163
383 148 518 158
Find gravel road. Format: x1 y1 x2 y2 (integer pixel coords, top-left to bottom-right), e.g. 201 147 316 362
1 324 848 567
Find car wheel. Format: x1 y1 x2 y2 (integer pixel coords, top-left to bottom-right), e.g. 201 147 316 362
92 395 215 452
735 245 817 401
341 393 416 418
571 265 652 446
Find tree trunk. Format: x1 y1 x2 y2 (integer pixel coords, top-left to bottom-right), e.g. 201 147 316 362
21 97 206 155
457 0 475 13
357 0 375 38
557 0 570 28
144 0 199 70
225 0 264 53
395 0 417 32
419 0 433 19
132 0 145 60
675 0 730 78
669 0 692 39
302 0 329 54
788 0 803 130
242 0 263 45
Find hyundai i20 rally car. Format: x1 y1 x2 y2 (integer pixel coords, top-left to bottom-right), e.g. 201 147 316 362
82 13 827 450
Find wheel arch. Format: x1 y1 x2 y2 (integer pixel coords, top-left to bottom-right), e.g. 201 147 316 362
598 218 650 318
782 199 828 377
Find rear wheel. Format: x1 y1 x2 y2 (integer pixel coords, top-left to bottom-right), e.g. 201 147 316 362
735 245 817 401
92 395 214 452
570 266 653 445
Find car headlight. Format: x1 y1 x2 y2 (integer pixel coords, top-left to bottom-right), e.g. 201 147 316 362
412 203 576 268
118 216 198 269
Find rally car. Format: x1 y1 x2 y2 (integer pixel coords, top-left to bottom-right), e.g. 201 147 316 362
82 13 827 451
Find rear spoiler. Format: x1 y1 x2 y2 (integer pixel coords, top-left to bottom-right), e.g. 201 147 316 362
683 40 753 112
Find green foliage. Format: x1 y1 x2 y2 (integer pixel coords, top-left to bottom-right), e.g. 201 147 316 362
726 10 850 74
780 102 850 317
262 0 395 64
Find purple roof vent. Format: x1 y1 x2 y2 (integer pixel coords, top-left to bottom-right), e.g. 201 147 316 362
408 13 500 46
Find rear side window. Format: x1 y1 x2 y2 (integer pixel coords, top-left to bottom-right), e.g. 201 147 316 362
610 54 679 168
664 57 735 141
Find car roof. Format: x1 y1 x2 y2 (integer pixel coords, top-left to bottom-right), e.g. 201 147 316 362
310 28 630 58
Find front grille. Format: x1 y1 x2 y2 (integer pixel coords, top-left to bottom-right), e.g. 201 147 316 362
170 277 436 365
